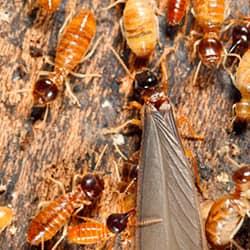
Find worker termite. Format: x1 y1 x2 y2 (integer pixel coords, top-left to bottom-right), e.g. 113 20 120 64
67 209 135 245
104 0 158 58
27 173 104 249
166 0 189 27
232 49 250 122
0 207 13 233
205 166 250 249
33 9 101 107
191 0 239 84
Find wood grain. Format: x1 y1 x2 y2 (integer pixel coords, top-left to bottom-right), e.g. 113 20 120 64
0 0 249 249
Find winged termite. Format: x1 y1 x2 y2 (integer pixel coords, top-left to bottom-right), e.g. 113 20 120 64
102 49 206 248
136 101 208 250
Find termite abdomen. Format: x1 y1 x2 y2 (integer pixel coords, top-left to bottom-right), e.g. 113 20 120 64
33 78 58 104
198 37 223 68
166 0 188 26
123 0 157 58
81 174 104 201
37 0 61 13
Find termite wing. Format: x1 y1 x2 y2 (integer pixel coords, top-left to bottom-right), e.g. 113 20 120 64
136 100 208 250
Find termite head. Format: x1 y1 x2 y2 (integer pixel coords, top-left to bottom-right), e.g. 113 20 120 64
81 174 104 201
33 78 58 105
233 166 250 196
134 70 158 90
106 209 135 234
232 25 250 45
198 37 223 68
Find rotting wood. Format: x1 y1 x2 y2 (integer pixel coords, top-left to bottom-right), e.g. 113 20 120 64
0 1 249 250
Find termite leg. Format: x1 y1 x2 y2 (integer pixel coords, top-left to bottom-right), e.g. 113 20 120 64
49 177 66 195
231 240 245 250
41 237 44 250
72 204 85 217
113 144 128 161
76 216 102 224
102 0 126 10
200 200 214 221
119 18 126 39
37 201 51 210
38 70 50 77
64 78 81 107
126 101 142 111
153 47 176 71
184 148 206 195
109 45 133 79
222 50 241 86
69 72 101 79
137 218 163 227
51 224 68 250
80 35 104 62
58 12 74 39
177 115 204 140
44 56 55 66
102 119 142 135
192 60 202 87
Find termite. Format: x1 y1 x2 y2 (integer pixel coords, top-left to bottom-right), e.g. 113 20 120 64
67 209 135 245
103 62 207 249
191 0 238 84
104 0 158 58
166 0 189 27
27 174 104 249
0 207 13 233
33 9 100 107
205 166 250 248
37 0 61 12
232 49 250 122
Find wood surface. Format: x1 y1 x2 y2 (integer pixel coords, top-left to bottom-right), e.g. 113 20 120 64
0 0 249 249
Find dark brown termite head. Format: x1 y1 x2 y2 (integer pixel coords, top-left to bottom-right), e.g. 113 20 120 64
33 78 58 105
80 174 104 201
232 166 250 196
232 25 250 46
229 25 250 56
106 209 135 234
134 70 158 90
198 37 223 68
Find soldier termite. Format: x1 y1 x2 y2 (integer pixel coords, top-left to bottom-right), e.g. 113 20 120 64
67 209 135 245
191 0 239 85
104 0 158 58
166 0 189 27
232 49 250 122
205 166 250 249
26 146 108 249
0 207 13 233
33 9 101 107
